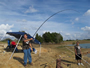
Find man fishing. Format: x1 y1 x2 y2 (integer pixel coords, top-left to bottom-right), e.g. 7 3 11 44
22 33 33 67
74 41 84 66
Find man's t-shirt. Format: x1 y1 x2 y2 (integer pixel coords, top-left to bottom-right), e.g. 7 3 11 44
22 38 30 50
74 45 81 54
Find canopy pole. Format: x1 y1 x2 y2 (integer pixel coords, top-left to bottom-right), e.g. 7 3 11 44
9 35 22 60
39 42 41 56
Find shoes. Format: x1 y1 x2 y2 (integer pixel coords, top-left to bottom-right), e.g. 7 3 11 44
77 63 84 66
24 65 27 67
81 63 84 66
78 63 80 66
30 63 33 66
34 50 37 54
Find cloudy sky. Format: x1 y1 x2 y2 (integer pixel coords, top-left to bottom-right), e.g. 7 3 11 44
0 0 90 40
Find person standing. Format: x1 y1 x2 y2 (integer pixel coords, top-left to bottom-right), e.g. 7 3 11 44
74 41 84 66
22 34 33 67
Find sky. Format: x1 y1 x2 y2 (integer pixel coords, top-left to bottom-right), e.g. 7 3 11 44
0 0 90 40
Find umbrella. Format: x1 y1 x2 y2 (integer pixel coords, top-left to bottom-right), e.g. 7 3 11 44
6 32 41 60
6 32 41 44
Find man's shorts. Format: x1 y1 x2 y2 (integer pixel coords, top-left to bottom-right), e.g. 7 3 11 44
75 54 82 60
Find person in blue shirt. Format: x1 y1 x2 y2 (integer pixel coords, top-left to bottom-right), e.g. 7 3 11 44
7 40 11 48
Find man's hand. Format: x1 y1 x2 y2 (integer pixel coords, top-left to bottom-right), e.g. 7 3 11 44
29 38 33 41
80 52 82 55
31 38 33 40
31 48 33 51
75 53 77 55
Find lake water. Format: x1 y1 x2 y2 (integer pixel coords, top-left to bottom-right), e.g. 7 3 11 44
68 43 90 57
68 43 90 48
86 54 90 57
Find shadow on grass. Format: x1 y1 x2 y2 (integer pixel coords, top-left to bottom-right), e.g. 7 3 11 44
62 59 76 64
13 56 24 66
4 48 23 53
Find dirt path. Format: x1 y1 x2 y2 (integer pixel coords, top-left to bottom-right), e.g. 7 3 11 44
0 43 90 68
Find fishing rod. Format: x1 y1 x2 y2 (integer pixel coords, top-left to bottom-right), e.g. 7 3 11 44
32 9 90 66
33 9 79 37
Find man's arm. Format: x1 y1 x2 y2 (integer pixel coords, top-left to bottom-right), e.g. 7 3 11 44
24 38 33 42
74 46 77 55
80 48 82 54
75 49 77 55
29 43 33 51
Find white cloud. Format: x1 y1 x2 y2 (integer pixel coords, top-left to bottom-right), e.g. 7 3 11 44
22 19 27 22
0 24 14 40
17 19 27 22
65 33 70 36
25 6 38 13
81 26 90 32
75 17 79 21
0 24 13 30
84 9 90 16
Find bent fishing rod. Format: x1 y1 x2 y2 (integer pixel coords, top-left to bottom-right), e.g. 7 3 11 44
32 9 90 66
33 9 79 37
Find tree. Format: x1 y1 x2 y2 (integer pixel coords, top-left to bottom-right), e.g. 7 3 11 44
35 34 43 43
34 32 63 44
19 31 26 32
1 38 12 42
43 32 52 43
43 32 63 43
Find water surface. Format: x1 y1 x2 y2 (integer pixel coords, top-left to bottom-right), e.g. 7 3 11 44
68 43 90 57
68 43 90 48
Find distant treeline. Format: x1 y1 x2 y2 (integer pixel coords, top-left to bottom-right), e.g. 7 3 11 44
66 39 90 41
1 38 12 42
35 32 63 43
84 39 90 40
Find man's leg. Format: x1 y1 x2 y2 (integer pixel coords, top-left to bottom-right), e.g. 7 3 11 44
27 49 32 64
77 60 79 63
77 60 80 65
23 49 27 65
80 60 81 63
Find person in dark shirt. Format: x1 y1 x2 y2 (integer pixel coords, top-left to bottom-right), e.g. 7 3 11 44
74 41 84 66
22 34 33 67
